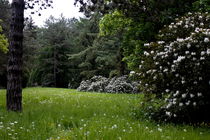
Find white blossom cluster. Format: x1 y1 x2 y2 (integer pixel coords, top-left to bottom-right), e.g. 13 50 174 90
139 12 210 122
77 75 140 94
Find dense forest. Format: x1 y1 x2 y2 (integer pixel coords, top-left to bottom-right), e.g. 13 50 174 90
0 0 210 123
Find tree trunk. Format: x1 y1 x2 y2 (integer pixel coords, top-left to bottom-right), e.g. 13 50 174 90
7 0 24 111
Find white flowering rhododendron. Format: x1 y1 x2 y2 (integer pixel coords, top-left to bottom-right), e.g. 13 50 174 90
139 12 210 123
77 75 140 94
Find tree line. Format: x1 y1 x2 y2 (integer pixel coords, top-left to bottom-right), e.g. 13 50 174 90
0 0 210 121
0 0 126 90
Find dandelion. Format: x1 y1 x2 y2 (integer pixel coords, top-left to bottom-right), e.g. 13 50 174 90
112 124 117 129
10 123 14 126
158 128 163 132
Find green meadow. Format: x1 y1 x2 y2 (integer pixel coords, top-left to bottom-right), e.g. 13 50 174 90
0 88 209 140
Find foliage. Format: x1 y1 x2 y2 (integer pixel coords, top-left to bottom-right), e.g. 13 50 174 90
0 22 8 88
68 13 127 87
0 23 8 53
99 11 131 36
21 14 122 88
67 14 100 88
139 12 210 123
76 0 205 71
98 9 156 71
22 17 40 87
25 0 53 16
0 0 10 88
193 0 210 12
34 16 73 87
0 0 10 36
69 36 122 84
0 88 210 139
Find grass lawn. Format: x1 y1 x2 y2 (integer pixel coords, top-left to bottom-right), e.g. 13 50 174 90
0 88 209 140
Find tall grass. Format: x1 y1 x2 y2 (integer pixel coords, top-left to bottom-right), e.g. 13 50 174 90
0 88 209 140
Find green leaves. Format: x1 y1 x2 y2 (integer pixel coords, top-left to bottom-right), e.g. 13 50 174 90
0 23 8 54
99 11 131 36
193 0 210 12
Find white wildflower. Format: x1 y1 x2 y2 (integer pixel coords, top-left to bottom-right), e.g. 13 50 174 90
158 128 163 132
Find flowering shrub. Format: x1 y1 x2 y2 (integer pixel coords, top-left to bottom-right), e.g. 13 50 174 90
105 75 140 93
77 76 109 92
77 75 140 94
139 12 210 123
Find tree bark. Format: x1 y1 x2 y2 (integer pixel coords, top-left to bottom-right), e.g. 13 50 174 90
7 0 24 111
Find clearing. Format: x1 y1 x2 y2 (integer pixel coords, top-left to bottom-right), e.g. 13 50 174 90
0 88 209 140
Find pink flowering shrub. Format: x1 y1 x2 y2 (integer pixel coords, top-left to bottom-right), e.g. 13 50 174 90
139 12 210 123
